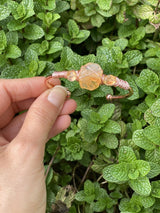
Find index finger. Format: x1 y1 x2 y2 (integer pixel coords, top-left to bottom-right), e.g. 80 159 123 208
0 77 60 115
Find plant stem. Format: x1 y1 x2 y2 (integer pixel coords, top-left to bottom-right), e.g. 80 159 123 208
78 158 95 190
45 146 60 179
155 0 160 14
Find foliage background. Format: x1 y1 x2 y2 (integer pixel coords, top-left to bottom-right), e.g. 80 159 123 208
1 0 160 212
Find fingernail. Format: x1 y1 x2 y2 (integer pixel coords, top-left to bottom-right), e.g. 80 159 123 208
47 85 68 108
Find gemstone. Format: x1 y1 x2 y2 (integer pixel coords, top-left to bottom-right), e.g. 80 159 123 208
79 63 103 91
102 75 117 86
67 70 77 81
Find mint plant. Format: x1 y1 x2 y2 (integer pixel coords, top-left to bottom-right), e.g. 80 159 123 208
1 0 160 212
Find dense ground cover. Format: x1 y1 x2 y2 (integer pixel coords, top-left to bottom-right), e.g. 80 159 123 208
1 0 160 212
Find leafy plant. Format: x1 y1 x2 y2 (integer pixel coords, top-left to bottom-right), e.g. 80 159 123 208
1 0 160 212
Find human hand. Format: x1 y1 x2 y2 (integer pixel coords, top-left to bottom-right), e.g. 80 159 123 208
0 77 77 213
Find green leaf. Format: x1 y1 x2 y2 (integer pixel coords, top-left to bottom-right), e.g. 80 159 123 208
98 104 115 123
103 163 130 182
47 41 63 54
125 0 139 6
143 126 160 145
139 195 155 209
87 120 102 133
1 65 27 79
5 45 21 59
118 24 136 38
71 30 90 44
129 26 145 46
150 99 160 117
6 31 18 45
99 133 118 149
68 19 79 38
124 50 142 67
119 146 137 163
96 0 112 11
75 191 86 202
80 0 95 4
114 38 128 51
151 180 160 198
0 5 11 21
91 14 105 27
7 19 26 31
129 177 151 196
55 1 70 13
135 69 159 94
146 58 160 71
133 5 154 20
23 24 44 40
103 120 121 134
21 0 35 20
132 129 155 150
73 9 89 23
135 160 150 177
42 0 56 10
0 30 7 52
145 149 160 164
147 162 160 178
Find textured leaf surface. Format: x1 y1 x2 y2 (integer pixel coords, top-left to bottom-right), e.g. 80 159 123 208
103 120 121 134
132 129 155 150
99 133 118 149
103 163 130 182
124 50 142 67
23 24 44 40
119 146 137 163
151 99 160 117
0 5 10 21
129 177 151 196
136 69 159 94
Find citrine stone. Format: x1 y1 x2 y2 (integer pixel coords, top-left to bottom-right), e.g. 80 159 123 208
103 75 117 86
67 70 77 81
79 63 103 91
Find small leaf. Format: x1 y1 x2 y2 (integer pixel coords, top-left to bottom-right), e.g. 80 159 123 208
151 180 160 198
0 30 7 52
68 19 79 38
96 0 112 11
132 129 155 150
7 19 26 31
98 104 115 123
47 41 63 54
150 99 160 117
99 133 118 149
103 120 121 134
5 45 21 59
91 14 105 28
103 163 130 182
146 58 160 71
0 5 11 21
129 177 151 196
124 50 142 67
147 162 160 178
129 26 145 46
144 125 160 145
135 69 159 94
23 24 44 40
119 146 137 163
133 5 154 20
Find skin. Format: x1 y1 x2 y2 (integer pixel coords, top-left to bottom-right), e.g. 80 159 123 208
0 77 77 213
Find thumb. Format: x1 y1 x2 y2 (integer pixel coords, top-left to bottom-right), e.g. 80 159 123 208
15 85 68 148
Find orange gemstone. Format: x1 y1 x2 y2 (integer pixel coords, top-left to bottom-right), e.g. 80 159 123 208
103 75 117 86
79 63 103 91
67 70 77 81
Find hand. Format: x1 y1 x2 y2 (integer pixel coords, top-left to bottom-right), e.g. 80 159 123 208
0 77 77 213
